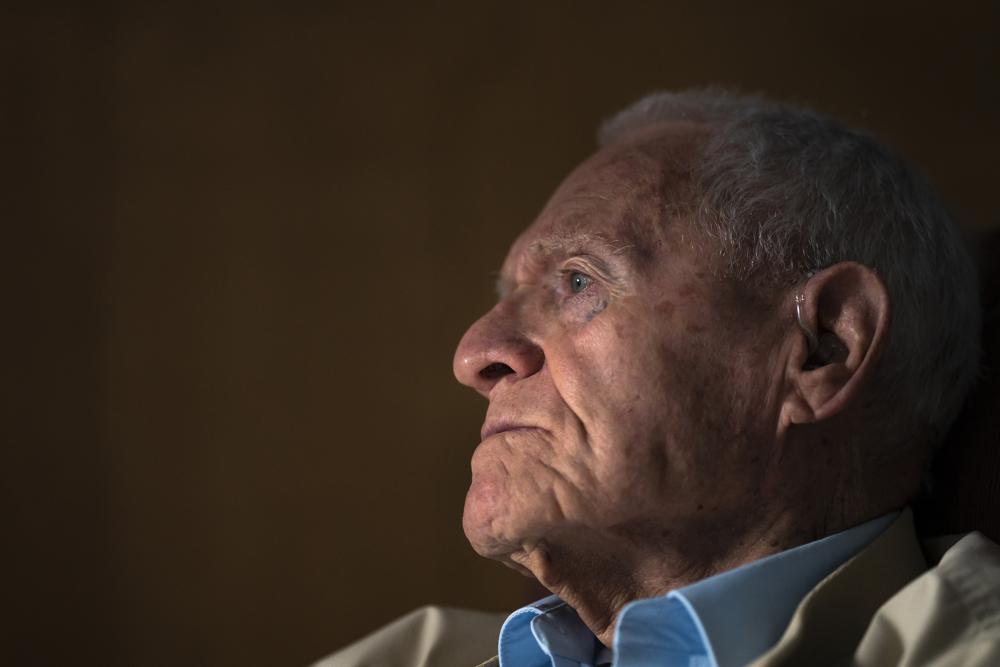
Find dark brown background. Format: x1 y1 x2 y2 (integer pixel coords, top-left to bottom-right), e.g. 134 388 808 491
4 2 997 665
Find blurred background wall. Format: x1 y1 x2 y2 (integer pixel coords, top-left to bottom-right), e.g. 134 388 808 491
4 1 997 665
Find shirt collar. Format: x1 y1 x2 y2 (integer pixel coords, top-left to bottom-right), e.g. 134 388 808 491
498 512 897 667
619 511 898 667
498 595 598 667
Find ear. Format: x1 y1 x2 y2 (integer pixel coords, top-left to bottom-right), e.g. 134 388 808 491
780 262 891 427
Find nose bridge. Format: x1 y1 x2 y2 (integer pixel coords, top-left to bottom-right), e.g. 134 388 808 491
453 293 544 396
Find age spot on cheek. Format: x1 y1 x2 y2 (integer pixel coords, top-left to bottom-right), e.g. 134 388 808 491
656 300 676 317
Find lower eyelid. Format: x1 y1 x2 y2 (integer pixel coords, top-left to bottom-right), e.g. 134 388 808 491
565 284 603 310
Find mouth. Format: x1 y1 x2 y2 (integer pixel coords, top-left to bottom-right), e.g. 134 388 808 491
480 421 539 441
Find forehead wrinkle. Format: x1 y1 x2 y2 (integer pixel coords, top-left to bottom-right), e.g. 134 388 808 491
616 190 666 269
494 127 705 299
527 229 640 267
558 170 665 269
496 145 682 295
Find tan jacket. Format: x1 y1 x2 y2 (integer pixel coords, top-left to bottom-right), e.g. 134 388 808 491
314 511 1000 666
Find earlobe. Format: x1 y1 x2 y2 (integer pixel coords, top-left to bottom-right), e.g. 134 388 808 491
782 262 891 425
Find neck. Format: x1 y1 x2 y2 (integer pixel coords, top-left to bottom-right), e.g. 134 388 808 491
506 427 908 647
509 505 832 647
508 436 892 648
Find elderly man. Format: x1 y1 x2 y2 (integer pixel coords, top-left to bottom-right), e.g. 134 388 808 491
319 90 999 666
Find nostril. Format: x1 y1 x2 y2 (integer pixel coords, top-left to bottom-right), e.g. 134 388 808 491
479 362 514 381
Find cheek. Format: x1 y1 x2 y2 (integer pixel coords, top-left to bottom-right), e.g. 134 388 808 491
556 316 642 394
551 318 673 477
559 310 749 489
648 336 775 501
573 316 667 413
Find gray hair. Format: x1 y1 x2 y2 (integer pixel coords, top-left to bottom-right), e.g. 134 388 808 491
599 89 981 447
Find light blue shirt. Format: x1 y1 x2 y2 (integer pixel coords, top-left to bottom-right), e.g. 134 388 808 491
497 512 897 667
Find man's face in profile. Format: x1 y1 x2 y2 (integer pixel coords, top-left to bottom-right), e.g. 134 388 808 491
453 123 787 573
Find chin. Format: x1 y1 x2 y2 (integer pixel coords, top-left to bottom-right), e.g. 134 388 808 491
463 479 562 571
462 479 509 558
463 440 561 561
463 443 515 554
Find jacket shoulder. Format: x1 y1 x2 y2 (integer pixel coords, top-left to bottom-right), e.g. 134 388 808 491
311 606 506 667
853 532 1000 666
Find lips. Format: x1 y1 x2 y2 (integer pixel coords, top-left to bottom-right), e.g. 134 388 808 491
480 420 538 441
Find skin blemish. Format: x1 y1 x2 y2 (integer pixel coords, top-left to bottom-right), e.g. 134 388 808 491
685 323 706 334
656 300 676 317
678 283 698 298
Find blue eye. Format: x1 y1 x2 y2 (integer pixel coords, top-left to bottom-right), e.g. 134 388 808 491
569 271 592 294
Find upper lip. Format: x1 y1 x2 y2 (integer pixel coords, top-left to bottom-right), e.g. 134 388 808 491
480 420 537 441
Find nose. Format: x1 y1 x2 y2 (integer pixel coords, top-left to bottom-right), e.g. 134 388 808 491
452 303 545 397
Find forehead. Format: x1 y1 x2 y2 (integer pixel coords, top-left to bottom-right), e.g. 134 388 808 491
502 122 707 276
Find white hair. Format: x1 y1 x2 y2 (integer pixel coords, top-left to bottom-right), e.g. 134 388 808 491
600 89 981 447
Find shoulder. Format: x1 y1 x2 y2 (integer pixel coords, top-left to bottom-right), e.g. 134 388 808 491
855 532 1000 666
310 606 506 667
751 515 1000 667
